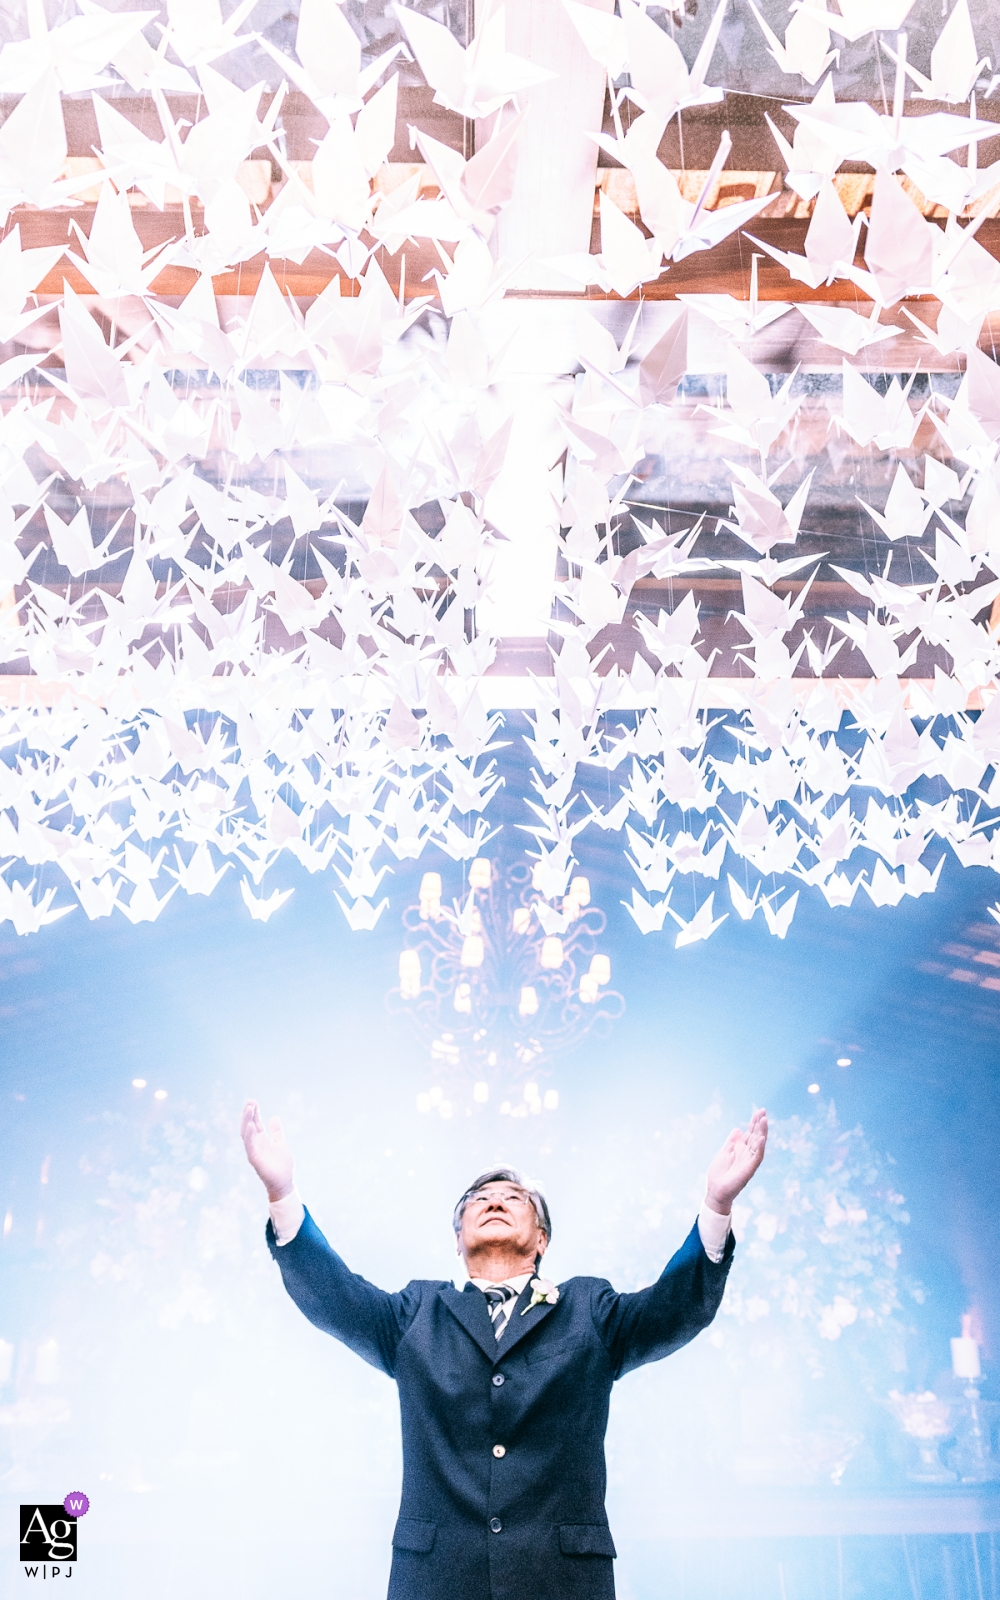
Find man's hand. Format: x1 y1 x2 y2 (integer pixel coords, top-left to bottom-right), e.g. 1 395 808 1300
241 1099 295 1202
704 1107 768 1216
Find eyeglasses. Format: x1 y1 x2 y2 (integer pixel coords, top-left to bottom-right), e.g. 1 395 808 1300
465 1190 534 1209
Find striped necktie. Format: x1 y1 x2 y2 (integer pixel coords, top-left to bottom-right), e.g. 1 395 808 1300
482 1284 516 1338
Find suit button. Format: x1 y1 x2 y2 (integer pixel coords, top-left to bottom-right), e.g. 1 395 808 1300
493 1444 506 1458
492 1374 505 1387
489 1518 502 1534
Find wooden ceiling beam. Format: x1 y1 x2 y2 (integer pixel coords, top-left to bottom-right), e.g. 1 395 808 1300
12 206 1000 303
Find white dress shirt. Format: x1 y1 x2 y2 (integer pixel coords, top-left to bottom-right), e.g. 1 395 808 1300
268 1191 733 1267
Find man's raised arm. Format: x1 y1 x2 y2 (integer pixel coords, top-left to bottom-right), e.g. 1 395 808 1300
241 1099 417 1376
593 1109 768 1378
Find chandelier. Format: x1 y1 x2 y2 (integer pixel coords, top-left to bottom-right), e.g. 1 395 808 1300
388 857 624 1109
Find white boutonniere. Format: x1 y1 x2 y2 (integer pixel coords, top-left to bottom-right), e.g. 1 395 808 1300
521 1277 560 1314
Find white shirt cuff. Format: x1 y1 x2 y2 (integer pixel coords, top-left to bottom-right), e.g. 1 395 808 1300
697 1203 732 1264
269 1189 305 1246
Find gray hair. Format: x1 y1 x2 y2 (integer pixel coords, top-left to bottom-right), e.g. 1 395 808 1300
452 1166 551 1241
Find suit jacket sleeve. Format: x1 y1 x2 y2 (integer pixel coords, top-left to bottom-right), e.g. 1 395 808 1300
265 1207 420 1377
590 1217 735 1379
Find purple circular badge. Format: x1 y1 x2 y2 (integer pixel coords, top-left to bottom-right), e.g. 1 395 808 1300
63 1492 89 1518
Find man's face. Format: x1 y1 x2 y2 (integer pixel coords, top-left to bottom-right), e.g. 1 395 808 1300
458 1180 548 1267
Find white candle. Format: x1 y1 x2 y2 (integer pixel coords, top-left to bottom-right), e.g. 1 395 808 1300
952 1335 981 1380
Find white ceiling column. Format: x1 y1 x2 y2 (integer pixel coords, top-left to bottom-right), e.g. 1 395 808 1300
483 0 613 290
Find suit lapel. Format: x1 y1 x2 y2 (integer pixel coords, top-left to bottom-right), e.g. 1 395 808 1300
494 1279 558 1359
440 1284 503 1364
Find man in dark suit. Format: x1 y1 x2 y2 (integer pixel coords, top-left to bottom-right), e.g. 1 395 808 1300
240 1100 767 1600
